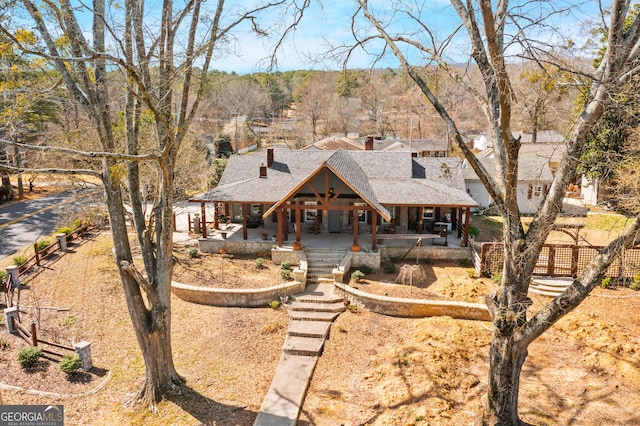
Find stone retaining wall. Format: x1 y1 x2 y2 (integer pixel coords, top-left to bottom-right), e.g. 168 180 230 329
171 280 305 307
381 246 472 261
197 238 274 255
334 282 490 321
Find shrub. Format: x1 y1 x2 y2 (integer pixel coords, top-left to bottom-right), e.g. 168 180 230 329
492 272 502 284
601 277 611 289
280 260 292 270
18 346 42 369
37 239 51 251
12 254 28 266
0 339 8 350
358 265 373 275
255 257 265 269
57 227 73 235
279 268 291 280
186 246 199 258
59 354 83 374
468 225 480 238
383 263 397 274
467 269 476 278
346 303 358 313
351 270 365 283
268 300 281 309
631 273 640 291
72 219 83 229
0 270 7 283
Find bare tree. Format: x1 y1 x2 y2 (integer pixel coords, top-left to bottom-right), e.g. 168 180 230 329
1 0 294 410
351 1 640 423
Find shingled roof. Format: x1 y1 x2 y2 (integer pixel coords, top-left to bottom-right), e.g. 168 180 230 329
193 149 477 213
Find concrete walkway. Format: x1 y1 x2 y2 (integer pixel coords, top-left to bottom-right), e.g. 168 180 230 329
254 283 344 426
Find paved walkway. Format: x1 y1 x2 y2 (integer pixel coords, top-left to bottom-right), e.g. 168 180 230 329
253 283 344 426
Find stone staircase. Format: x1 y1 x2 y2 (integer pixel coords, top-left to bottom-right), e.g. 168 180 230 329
254 284 345 426
304 248 347 283
529 276 573 297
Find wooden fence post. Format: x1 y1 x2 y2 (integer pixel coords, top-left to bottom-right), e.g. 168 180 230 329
546 246 555 276
30 321 37 347
188 213 192 232
33 243 41 266
173 213 176 230
571 246 579 277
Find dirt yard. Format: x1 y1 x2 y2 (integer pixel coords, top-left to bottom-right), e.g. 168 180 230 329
1 234 639 425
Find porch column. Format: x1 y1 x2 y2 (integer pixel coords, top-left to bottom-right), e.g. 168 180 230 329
353 210 359 245
277 208 284 247
295 203 301 243
283 206 289 242
242 204 248 240
371 210 378 251
462 207 471 247
213 203 219 230
457 207 463 239
201 201 207 238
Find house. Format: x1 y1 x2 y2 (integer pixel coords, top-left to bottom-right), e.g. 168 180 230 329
462 157 554 214
191 148 477 250
380 138 449 158
301 136 364 151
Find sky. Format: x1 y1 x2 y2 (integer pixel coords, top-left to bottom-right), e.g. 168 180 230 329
210 0 603 74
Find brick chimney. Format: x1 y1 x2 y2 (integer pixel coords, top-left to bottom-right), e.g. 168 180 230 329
259 162 267 178
267 147 274 167
365 135 374 151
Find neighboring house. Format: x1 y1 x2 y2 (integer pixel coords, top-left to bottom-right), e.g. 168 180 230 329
301 136 364 151
380 138 449 158
192 148 477 248
462 157 554 214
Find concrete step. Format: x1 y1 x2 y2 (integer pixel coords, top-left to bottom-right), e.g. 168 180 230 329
289 310 341 322
283 335 325 356
294 294 344 304
529 287 564 297
531 277 574 288
290 301 346 313
288 320 332 338
530 283 569 293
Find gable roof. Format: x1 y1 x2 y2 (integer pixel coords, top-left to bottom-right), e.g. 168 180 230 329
301 136 364 151
462 157 554 182
193 149 477 211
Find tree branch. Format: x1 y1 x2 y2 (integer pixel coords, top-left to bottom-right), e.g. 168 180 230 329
0 139 159 162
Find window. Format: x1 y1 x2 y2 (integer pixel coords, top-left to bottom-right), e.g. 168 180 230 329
354 203 367 223
305 201 317 222
533 185 542 198
422 207 434 220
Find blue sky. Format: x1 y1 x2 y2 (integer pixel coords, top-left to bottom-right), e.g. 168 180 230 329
214 0 603 74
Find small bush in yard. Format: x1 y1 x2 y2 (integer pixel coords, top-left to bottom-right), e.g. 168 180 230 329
358 265 372 275
279 268 291 280
12 254 28 266
18 346 42 368
601 277 611 289
255 257 265 269
280 260 292 270
59 354 83 374
57 227 73 235
630 273 640 291
37 239 51 251
467 269 476 278
268 300 281 309
351 270 365 283
383 263 396 274
0 270 7 282
186 246 199 258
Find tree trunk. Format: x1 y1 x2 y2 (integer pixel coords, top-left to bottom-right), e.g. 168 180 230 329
484 332 528 425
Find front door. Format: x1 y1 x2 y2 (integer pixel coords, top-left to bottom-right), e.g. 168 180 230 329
328 210 342 233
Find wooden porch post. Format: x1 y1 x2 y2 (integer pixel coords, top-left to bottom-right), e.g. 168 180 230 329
201 201 207 238
213 203 219 230
283 206 289 242
457 207 463 238
462 207 471 247
295 203 301 242
372 210 378 251
277 208 284 247
353 210 359 245
242 204 248 240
